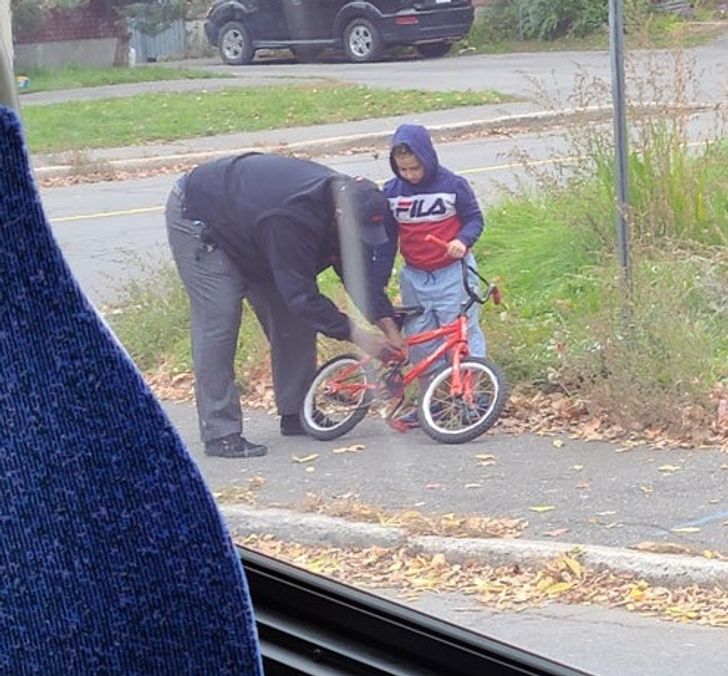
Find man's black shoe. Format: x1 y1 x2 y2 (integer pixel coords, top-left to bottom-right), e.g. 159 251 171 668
204 434 267 458
280 414 305 436
281 412 334 436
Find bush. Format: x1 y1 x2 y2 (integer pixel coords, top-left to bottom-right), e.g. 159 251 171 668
555 253 727 435
472 0 608 43
520 0 609 40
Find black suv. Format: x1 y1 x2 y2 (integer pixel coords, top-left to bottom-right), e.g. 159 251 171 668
204 0 474 65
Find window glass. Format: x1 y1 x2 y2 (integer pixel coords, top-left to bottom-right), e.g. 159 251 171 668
12 2 728 673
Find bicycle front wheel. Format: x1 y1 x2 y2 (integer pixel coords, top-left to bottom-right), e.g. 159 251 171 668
419 357 508 444
300 354 374 441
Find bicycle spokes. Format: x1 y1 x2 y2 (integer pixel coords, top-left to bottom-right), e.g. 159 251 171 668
424 363 495 432
316 369 368 420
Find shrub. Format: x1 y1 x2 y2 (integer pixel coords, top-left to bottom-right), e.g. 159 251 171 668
520 0 609 40
472 0 608 43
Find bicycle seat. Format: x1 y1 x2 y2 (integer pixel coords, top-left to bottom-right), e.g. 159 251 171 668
393 304 425 329
393 304 425 319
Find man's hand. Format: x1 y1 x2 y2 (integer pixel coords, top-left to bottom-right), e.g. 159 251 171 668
376 316 408 356
350 324 404 362
446 239 467 259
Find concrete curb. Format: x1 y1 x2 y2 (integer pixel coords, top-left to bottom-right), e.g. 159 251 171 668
221 504 728 590
32 102 713 180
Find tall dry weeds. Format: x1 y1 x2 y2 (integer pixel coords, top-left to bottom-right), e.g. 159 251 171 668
501 26 727 438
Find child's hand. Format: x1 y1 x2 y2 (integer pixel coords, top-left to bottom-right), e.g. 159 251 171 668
446 239 467 259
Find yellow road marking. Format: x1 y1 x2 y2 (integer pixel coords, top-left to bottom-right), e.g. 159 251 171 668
52 139 708 223
53 205 163 223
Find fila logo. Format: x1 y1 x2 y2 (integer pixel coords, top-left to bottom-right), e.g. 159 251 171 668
389 193 456 223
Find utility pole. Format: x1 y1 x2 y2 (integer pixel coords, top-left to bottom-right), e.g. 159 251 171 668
0 0 11 57
0 0 20 111
609 0 632 294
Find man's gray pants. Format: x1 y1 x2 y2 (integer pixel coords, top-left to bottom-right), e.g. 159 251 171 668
165 187 317 442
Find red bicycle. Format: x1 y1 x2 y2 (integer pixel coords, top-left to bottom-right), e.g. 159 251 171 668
300 236 508 444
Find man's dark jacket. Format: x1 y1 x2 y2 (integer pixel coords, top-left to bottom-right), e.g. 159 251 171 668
184 154 394 341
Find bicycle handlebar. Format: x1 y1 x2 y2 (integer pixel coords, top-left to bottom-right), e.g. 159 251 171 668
423 235 500 308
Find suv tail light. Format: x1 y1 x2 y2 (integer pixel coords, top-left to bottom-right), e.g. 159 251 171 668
395 14 419 25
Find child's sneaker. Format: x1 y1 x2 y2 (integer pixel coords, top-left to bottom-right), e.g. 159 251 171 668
398 408 420 428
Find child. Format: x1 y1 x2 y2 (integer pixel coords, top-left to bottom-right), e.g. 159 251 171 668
374 123 487 423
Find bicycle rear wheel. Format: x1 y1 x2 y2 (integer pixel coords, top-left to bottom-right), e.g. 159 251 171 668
419 357 507 444
300 354 374 441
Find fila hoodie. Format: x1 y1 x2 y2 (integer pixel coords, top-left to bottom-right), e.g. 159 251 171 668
375 124 484 281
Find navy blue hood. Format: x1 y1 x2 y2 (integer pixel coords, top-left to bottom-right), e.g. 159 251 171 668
389 124 439 183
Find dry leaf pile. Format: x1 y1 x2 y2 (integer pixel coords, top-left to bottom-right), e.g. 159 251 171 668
213 475 267 504
38 162 196 188
144 359 727 451
239 535 728 627
299 495 527 539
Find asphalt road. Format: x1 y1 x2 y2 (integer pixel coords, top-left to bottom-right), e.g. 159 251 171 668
165 405 728 555
21 38 727 105
41 130 562 303
394 590 727 676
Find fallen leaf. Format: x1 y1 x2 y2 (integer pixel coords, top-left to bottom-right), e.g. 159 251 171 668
575 481 591 489
530 505 556 513
474 453 496 461
552 439 565 448
631 541 697 555
332 444 365 454
597 511 617 516
293 453 319 464
426 483 443 490
640 485 654 494
545 581 572 596
544 528 569 538
305 466 315 473
572 464 584 471
249 475 266 489
465 483 482 489
658 464 681 473
672 526 701 534
629 586 646 601
563 556 583 577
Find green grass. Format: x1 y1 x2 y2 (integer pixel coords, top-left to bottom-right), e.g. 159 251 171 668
17 64 231 94
473 197 603 383
473 140 727 433
457 14 726 54
22 83 508 154
108 255 349 384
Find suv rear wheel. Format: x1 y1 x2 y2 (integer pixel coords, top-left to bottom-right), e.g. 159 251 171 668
343 18 383 63
417 42 452 58
218 21 254 65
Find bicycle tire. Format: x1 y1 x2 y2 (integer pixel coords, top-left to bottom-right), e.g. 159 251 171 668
418 357 508 444
300 354 374 441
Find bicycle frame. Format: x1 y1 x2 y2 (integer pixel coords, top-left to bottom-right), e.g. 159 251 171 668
400 316 469 393
325 313 472 406
323 237 500 422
